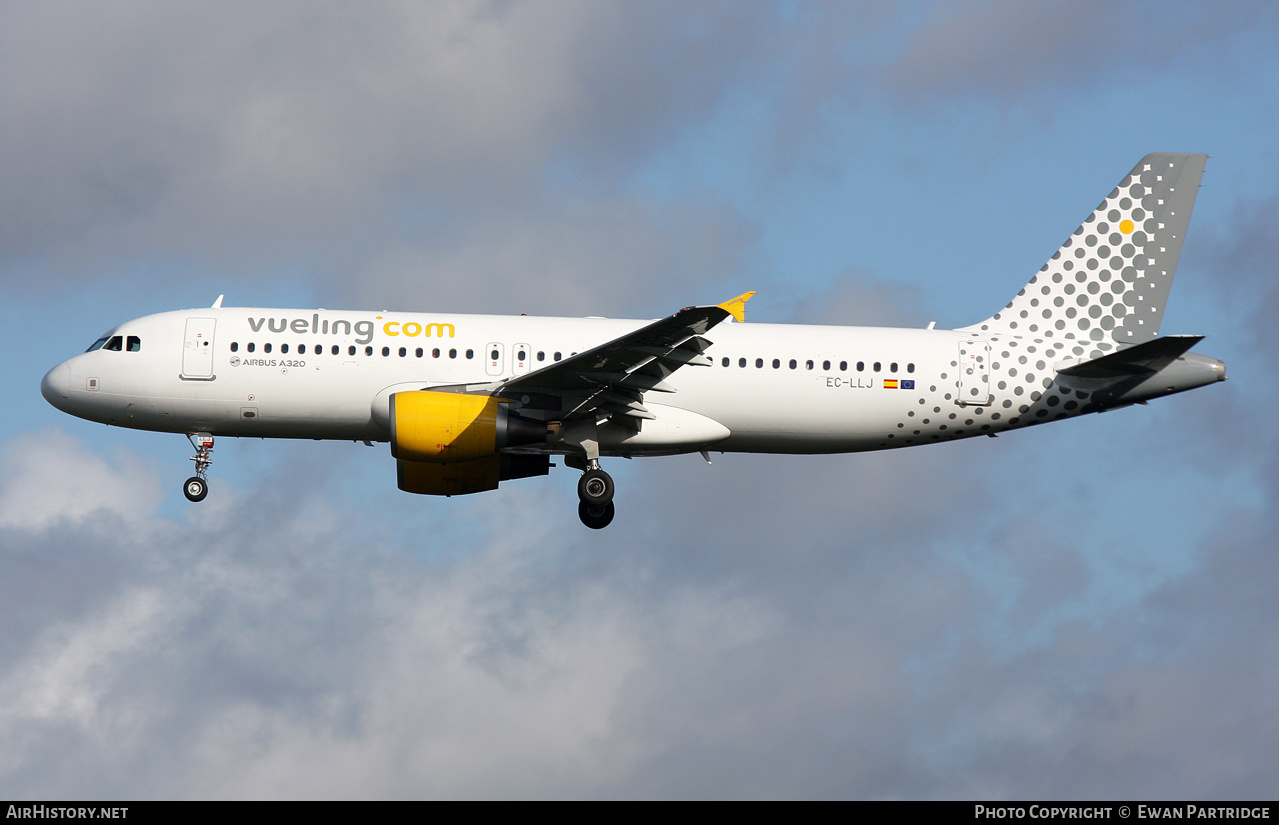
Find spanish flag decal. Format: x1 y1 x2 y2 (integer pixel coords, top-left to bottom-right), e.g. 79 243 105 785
884 379 899 389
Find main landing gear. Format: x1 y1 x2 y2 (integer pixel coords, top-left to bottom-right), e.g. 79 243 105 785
183 432 214 502
576 461 615 529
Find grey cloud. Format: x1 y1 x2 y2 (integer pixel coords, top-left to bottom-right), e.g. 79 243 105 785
0 428 162 530
886 0 1276 103
0 1 779 296
1194 197 1279 353
1164 195 1278 469
3 377 1275 799
785 269 930 327
338 195 757 318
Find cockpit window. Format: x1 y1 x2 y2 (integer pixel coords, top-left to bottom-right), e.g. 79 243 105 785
86 337 110 352
103 336 123 352
127 336 141 352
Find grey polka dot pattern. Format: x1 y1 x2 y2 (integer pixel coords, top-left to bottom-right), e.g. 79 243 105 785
880 335 1102 447
961 154 1206 346
883 154 1208 448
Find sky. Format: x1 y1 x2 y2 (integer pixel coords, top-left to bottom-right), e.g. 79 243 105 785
2 0 1278 799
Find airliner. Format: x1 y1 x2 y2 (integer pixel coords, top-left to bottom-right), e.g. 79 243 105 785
42 154 1225 528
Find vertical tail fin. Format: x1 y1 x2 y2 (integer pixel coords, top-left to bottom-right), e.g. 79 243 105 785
962 153 1207 344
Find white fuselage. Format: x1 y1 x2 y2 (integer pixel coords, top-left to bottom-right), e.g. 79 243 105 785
41 306 1223 458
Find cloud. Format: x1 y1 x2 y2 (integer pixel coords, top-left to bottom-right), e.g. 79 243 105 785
786 268 930 327
0 429 162 530
0 1 778 303
3 356 1276 801
886 0 1274 103
0 424 964 798
342 195 755 317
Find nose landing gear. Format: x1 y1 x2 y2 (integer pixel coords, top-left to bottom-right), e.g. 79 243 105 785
576 460 615 529
183 432 214 502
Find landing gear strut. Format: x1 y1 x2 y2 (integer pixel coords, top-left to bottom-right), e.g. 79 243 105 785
183 432 214 502
576 460 615 529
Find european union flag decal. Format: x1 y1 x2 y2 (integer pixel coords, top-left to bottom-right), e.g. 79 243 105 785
901 380 915 390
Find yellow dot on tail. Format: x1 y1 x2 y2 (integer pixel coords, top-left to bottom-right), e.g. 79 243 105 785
1120 219 1134 234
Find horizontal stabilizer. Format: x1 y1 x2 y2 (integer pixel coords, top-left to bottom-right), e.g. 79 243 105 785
1057 334 1203 379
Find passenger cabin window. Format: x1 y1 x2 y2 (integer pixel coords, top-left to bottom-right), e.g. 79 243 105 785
806 360 814 370
230 342 239 353
517 350 525 362
248 343 256 353
788 359 797 369
333 345 340 355
348 345 356 355
264 343 272 354
415 348 423 358
823 360 831 370
127 336 141 352
282 344 289 354
466 349 474 359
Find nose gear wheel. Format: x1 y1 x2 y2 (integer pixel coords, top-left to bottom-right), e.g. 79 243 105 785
183 476 208 502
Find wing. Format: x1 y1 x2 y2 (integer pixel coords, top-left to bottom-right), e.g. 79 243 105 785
497 292 755 428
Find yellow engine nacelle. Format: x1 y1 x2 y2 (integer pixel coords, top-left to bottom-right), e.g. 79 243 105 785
390 391 549 496
397 456 501 496
391 391 501 464
395 454 551 496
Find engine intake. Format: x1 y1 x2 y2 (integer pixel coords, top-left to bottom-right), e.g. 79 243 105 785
389 391 546 464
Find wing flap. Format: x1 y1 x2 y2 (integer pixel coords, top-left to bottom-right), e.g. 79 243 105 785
498 293 753 424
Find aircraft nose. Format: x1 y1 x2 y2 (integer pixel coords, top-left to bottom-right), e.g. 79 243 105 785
41 362 70 409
